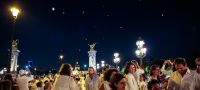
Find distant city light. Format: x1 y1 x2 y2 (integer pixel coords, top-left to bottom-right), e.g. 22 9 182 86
10 7 20 19
25 65 29 69
59 54 64 60
97 63 100 69
52 7 55 11
101 60 105 67
84 64 87 68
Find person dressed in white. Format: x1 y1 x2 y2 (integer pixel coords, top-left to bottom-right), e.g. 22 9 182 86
99 68 118 90
16 69 33 90
131 60 145 84
191 57 200 90
52 64 78 90
125 62 139 90
85 67 101 90
168 58 195 90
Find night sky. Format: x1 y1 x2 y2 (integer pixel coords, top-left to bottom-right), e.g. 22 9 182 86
0 0 200 69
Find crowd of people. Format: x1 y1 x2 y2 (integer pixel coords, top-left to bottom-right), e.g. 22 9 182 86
0 57 200 90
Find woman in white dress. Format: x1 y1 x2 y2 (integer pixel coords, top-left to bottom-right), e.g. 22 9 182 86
52 64 78 90
125 62 139 90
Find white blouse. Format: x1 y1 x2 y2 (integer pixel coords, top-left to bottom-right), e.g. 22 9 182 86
52 75 78 90
126 73 139 90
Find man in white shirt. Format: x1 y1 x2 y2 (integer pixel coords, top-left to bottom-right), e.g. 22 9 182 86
191 57 200 90
168 58 194 90
85 67 101 90
16 69 33 90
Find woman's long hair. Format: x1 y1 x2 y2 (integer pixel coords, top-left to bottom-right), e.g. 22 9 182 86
110 73 125 90
124 62 137 74
57 64 72 76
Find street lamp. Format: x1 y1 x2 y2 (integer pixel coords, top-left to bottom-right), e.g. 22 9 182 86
96 63 100 70
113 52 120 69
135 37 147 67
10 7 20 19
8 7 20 73
83 64 87 70
101 60 105 67
59 54 64 63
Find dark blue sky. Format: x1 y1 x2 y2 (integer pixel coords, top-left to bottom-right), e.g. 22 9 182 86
0 0 199 69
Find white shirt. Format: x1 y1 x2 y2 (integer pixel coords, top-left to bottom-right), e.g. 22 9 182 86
168 68 194 90
16 75 33 90
52 75 78 90
85 74 100 90
126 73 139 90
191 72 200 90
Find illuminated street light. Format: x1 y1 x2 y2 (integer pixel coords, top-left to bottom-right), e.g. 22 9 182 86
97 63 100 70
114 53 119 57
83 64 87 70
101 60 105 67
84 64 87 68
135 37 147 66
59 54 64 60
59 54 64 63
10 7 20 19
8 6 20 73
113 52 120 69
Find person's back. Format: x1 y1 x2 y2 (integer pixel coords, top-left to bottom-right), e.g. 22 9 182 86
53 75 78 90
16 76 33 90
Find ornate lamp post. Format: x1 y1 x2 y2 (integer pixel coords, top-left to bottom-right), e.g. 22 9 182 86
135 37 147 67
101 60 105 67
113 52 120 69
8 7 20 73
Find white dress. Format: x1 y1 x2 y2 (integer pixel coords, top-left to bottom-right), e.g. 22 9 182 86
126 73 139 90
52 75 78 90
